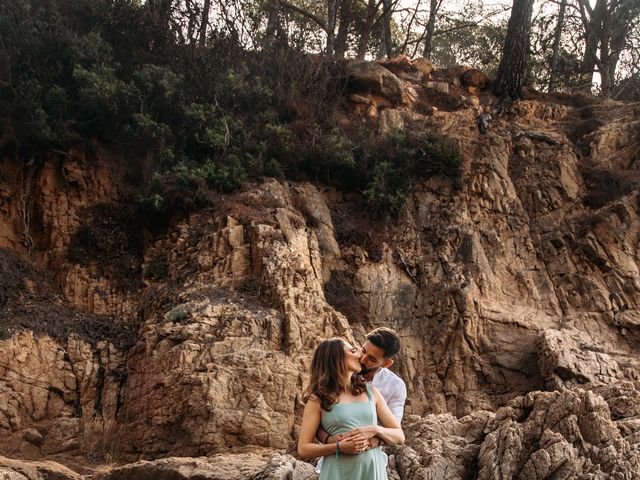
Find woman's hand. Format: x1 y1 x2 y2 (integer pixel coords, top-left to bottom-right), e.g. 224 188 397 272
337 436 370 454
342 425 380 441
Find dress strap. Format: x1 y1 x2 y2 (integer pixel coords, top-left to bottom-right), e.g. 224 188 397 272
365 382 374 402
366 383 377 425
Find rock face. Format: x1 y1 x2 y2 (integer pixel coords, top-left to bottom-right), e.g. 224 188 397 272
0 455 83 480
394 411 493 479
477 388 640 479
393 385 640 480
92 453 316 480
1 63 640 477
0 453 317 479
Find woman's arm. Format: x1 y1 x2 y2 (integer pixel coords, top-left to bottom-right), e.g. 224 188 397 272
298 399 368 458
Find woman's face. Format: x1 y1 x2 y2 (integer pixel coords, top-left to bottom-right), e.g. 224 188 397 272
342 342 362 373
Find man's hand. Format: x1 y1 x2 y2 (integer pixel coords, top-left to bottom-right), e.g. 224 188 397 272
336 436 369 455
342 425 380 441
325 433 344 444
367 436 381 450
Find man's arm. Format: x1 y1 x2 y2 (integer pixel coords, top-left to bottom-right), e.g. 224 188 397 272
316 425 345 446
386 381 407 426
316 425 330 444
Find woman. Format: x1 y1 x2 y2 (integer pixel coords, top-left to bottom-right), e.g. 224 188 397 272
297 338 404 479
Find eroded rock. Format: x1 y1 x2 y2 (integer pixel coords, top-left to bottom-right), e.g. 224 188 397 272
347 61 405 104
0 456 82 480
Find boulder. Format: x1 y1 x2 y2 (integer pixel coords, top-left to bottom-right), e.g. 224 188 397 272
461 68 488 92
378 55 423 83
424 81 449 94
94 454 316 480
0 456 82 480
346 61 405 104
412 57 433 79
478 388 640 479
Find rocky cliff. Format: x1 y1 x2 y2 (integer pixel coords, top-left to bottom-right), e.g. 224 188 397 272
1 59 640 478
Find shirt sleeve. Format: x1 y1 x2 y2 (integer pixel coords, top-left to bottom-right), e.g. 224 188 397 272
386 379 407 425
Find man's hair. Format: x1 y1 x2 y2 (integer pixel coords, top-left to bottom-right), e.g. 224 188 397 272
366 327 400 359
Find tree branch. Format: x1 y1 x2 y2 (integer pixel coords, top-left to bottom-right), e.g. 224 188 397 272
277 0 327 31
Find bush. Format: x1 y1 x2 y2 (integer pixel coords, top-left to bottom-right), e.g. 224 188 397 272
166 305 189 322
582 165 640 209
0 324 12 340
1 0 462 221
144 259 168 280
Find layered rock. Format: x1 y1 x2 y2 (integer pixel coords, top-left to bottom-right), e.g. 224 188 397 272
1 59 640 477
0 455 83 480
93 453 316 480
392 384 640 480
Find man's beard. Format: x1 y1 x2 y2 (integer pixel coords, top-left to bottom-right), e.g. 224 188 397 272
360 365 379 378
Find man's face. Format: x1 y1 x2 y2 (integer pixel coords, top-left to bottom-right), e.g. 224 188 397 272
359 341 391 376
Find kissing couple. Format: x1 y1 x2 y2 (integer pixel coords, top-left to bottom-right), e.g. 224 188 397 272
298 327 407 479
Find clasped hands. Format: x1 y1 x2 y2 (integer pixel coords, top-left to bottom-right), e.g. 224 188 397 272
330 426 381 454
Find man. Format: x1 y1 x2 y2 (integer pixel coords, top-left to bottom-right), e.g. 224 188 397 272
315 327 407 470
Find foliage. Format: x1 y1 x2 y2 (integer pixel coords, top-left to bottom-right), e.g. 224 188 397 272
166 305 190 322
1 0 462 218
359 131 461 214
0 325 11 341
295 127 461 214
431 15 507 77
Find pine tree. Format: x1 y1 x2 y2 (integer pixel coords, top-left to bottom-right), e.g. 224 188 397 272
493 0 534 101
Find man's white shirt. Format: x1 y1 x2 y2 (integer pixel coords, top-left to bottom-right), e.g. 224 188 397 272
371 367 407 425
315 368 407 473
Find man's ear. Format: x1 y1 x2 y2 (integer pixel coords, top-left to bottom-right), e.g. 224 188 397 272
383 358 394 368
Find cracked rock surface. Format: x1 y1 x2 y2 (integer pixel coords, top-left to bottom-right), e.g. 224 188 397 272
1 67 640 477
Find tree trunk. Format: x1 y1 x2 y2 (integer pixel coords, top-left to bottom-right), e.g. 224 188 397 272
264 3 279 47
381 0 393 58
422 0 439 59
579 34 598 90
608 0 639 95
147 0 174 49
548 0 566 92
198 0 211 47
356 0 378 59
577 0 603 91
185 0 198 47
493 0 535 100
599 0 612 97
334 0 354 58
327 0 338 56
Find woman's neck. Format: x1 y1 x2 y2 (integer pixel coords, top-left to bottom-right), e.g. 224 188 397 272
341 372 352 392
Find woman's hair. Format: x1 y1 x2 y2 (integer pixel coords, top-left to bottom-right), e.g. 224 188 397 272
304 338 366 411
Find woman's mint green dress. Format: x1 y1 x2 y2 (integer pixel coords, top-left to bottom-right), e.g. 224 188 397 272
320 383 387 479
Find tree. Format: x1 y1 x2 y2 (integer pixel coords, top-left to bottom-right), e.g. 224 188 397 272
276 0 346 55
576 0 640 97
493 0 535 101
355 0 381 59
381 0 394 57
422 0 444 59
199 0 212 46
548 0 567 91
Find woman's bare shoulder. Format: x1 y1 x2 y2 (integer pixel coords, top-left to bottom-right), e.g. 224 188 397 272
371 385 384 401
305 395 322 406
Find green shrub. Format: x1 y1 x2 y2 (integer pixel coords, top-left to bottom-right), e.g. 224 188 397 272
363 161 408 213
144 259 168 280
0 325 11 341
358 130 461 213
1 0 462 220
166 305 189 322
